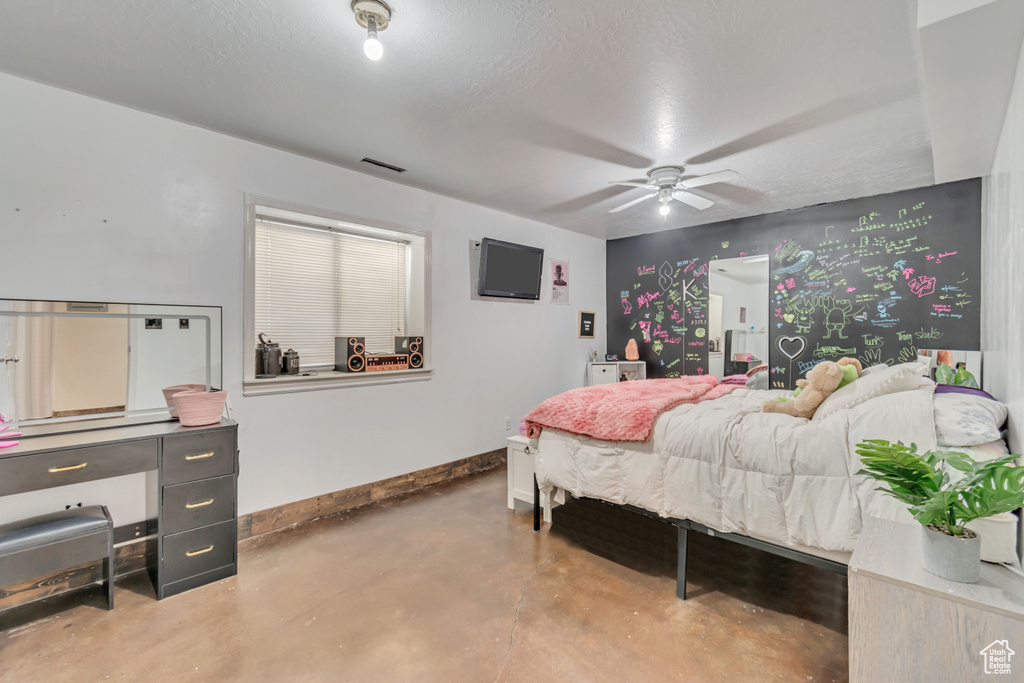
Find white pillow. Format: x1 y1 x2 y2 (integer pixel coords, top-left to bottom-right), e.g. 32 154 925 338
933 394 1007 446
859 363 890 376
812 362 927 421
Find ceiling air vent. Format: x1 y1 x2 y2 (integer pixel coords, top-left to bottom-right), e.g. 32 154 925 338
361 158 407 173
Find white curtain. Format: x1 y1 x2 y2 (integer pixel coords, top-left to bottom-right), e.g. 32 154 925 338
13 301 58 420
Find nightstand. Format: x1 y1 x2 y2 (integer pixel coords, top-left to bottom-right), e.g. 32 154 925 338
506 435 562 523
587 361 646 386
849 516 1024 682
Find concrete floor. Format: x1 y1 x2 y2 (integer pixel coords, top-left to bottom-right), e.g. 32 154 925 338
0 468 849 682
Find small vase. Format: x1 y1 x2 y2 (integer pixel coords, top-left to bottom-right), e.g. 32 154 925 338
920 524 981 583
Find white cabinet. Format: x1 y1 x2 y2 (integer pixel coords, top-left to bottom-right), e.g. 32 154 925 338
587 361 646 386
506 435 562 523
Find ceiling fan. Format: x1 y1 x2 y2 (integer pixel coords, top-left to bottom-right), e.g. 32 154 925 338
608 166 739 215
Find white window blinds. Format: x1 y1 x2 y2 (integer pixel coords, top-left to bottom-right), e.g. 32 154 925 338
254 218 407 367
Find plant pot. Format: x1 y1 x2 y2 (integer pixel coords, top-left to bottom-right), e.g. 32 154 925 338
920 524 981 583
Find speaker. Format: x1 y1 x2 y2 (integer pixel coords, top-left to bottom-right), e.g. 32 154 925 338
395 335 424 369
335 336 365 372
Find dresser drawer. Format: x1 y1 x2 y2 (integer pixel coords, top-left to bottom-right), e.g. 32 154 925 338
162 430 235 485
590 363 618 385
0 440 158 496
162 475 235 535
161 520 236 584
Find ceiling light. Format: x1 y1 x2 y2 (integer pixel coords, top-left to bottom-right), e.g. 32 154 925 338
659 204 670 216
352 0 391 61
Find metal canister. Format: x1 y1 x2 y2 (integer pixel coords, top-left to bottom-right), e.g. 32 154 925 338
255 333 281 377
281 349 300 375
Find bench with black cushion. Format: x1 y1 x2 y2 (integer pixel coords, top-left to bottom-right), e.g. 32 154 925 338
0 505 114 610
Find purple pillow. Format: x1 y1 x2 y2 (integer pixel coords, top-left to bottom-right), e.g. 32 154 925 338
934 384 997 401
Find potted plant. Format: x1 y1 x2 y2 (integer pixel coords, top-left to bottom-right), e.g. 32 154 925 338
934 362 979 388
855 440 1024 582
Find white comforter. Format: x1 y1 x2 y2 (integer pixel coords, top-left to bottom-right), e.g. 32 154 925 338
535 383 937 552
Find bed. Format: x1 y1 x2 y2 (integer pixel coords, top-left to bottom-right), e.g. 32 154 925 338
526 362 1019 598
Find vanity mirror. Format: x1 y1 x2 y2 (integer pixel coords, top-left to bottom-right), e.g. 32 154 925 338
0 300 222 430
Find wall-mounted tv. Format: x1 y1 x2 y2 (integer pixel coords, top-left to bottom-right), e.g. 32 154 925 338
477 237 544 300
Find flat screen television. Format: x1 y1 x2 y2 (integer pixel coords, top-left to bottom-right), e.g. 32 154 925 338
477 237 544 300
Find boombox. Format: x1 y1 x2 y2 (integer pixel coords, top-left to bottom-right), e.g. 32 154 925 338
336 335 426 373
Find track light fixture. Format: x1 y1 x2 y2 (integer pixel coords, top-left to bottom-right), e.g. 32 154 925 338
352 0 391 61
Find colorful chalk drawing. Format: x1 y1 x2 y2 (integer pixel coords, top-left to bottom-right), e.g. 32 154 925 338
658 261 675 291
609 182 980 388
771 250 815 275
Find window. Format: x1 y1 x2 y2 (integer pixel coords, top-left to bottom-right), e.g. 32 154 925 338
244 197 430 394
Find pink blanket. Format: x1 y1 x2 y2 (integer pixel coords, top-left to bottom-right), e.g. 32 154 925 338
524 376 738 442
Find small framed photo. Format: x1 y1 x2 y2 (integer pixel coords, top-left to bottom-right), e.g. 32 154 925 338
578 311 596 338
605 353 618 361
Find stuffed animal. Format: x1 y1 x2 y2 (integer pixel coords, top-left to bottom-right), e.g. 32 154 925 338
793 356 863 398
762 361 844 419
836 356 863 383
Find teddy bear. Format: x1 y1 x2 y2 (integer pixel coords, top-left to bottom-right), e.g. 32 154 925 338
762 360 844 419
791 356 862 399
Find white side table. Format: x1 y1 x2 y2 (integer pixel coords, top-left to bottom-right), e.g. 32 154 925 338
587 361 646 386
506 435 563 523
849 516 1024 682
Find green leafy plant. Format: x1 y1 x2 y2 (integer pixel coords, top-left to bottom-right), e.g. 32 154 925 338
855 440 1024 537
934 362 979 389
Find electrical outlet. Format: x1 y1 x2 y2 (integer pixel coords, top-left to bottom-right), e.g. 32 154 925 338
504 416 511 431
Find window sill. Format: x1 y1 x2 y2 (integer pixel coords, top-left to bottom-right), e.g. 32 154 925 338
242 367 433 397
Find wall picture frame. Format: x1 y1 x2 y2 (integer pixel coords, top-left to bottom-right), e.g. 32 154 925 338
551 259 569 305
578 311 596 338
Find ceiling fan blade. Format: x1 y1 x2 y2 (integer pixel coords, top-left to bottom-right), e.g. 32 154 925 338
672 190 715 210
609 193 657 213
609 181 655 189
678 170 739 189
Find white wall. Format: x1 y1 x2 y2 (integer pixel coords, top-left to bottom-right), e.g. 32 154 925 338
982 29 1024 454
0 73 606 522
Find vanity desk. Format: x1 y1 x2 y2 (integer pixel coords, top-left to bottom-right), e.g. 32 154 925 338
0 419 238 599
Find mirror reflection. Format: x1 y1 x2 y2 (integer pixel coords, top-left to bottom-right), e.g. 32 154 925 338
0 301 221 425
708 257 769 378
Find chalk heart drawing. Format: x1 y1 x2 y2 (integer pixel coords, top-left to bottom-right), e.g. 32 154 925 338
778 336 806 360
783 313 795 323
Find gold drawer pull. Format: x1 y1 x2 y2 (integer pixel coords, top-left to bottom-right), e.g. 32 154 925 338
184 451 215 461
185 545 214 557
48 463 88 473
185 499 214 509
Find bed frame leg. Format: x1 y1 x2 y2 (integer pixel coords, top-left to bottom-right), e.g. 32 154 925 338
676 525 688 600
533 474 540 531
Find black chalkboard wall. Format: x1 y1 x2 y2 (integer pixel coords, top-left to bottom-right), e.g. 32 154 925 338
606 179 981 389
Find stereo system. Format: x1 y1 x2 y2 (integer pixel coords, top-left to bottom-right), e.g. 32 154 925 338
394 335 424 369
336 335 426 373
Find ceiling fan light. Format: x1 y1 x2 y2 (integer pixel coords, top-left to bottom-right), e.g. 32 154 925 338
364 19 383 60
659 204 670 216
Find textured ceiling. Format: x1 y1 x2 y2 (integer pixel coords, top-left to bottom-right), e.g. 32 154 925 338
0 0 936 239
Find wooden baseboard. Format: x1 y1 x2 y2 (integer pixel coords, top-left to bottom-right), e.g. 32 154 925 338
239 448 506 540
0 538 151 612
0 449 505 611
